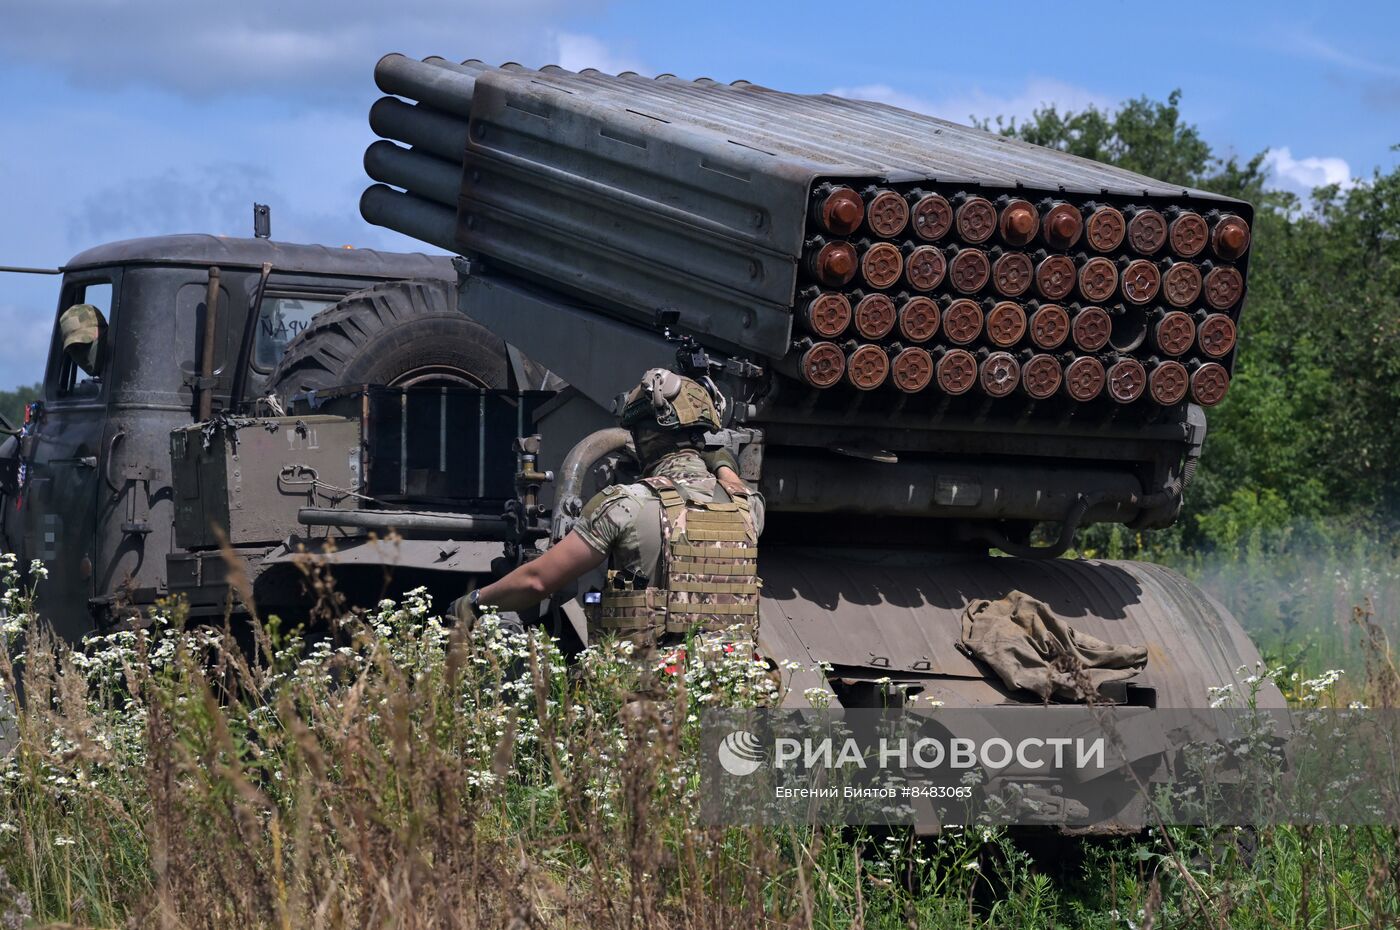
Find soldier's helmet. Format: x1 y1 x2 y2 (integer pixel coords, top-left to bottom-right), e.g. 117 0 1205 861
619 368 723 432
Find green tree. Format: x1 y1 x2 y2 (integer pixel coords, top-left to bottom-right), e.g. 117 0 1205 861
0 383 41 428
981 95 1400 547
979 90 1214 188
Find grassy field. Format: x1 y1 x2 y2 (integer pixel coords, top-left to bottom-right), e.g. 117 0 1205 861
1085 523 1400 690
1 549 1399 929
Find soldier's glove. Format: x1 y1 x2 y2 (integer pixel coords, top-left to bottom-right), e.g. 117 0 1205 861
700 446 740 476
450 589 481 627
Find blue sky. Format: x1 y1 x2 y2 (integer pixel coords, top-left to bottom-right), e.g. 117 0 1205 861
2 0 1397 389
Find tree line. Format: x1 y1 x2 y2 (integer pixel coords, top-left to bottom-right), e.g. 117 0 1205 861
982 92 1400 552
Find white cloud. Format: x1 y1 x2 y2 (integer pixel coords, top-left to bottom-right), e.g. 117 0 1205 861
1263 147 1357 198
0 1 607 100
554 33 647 75
1278 32 1400 81
0 92 429 388
827 78 1112 128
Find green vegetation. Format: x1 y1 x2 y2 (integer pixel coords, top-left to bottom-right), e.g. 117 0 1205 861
2 559 1398 928
2 94 1398 927
987 91 1400 547
0 385 40 429
982 93 1400 669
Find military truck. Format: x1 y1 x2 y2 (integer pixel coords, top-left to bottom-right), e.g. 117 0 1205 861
0 51 1288 830
3 52 1281 725
353 52 1280 714
0 234 560 642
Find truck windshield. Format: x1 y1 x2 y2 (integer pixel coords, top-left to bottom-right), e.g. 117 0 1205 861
255 296 337 369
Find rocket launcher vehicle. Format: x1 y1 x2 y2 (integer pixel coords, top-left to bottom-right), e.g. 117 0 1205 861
360 54 1253 552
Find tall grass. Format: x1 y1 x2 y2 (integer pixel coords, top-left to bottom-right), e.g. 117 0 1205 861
1088 521 1400 677
1 549 1399 928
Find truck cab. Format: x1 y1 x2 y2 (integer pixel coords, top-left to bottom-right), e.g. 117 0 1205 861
1 235 456 639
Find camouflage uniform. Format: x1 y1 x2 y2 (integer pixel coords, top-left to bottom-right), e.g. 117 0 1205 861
58 303 107 376
574 448 764 650
451 367 763 650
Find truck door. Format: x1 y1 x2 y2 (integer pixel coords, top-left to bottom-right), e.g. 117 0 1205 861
23 271 119 641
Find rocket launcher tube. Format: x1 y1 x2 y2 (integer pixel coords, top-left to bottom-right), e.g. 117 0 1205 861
364 140 461 206
374 53 481 117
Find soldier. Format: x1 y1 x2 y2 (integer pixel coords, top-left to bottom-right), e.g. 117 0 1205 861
452 368 763 654
57 303 109 377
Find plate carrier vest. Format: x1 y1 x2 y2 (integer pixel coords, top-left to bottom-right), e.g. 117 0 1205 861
592 475 760 643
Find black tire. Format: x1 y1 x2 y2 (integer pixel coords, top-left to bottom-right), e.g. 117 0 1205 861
267 279 508 395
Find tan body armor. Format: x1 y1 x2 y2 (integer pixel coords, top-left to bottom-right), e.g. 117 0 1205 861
591 475 760 644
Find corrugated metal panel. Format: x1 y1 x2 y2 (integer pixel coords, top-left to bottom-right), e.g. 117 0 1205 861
756 552 1284 709
471 62 1235 203
371 57 1250 360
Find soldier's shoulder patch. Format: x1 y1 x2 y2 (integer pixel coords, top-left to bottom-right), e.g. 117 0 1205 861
581 483 648 520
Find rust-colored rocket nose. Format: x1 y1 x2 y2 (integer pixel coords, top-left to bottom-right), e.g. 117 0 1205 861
820 187 865 236
866 190 909 237
1107 358 1147 404
891 347 934 393
936 349 978 395
999 200 1039 246
846 344 890 390
1212 216 1251 260
814 241 857 285
802 292 851 338
1065 356 1106 401
1197 313 1237 358
1042 202 1083 249
1190 362 1230 406
942 299 984 345
798 341 846 388
1149 360 1189 405
1086 206 1126 252
1021 354 1063 399
980 351 1021 398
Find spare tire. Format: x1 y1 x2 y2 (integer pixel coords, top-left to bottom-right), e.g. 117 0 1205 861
267 279 509 395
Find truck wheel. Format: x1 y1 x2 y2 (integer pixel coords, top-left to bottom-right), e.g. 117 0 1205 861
267 279 508 395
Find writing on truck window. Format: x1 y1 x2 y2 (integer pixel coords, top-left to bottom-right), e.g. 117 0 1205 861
255 296 337 369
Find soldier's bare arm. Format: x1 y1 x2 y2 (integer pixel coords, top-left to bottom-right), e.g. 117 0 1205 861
473 531 607 612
